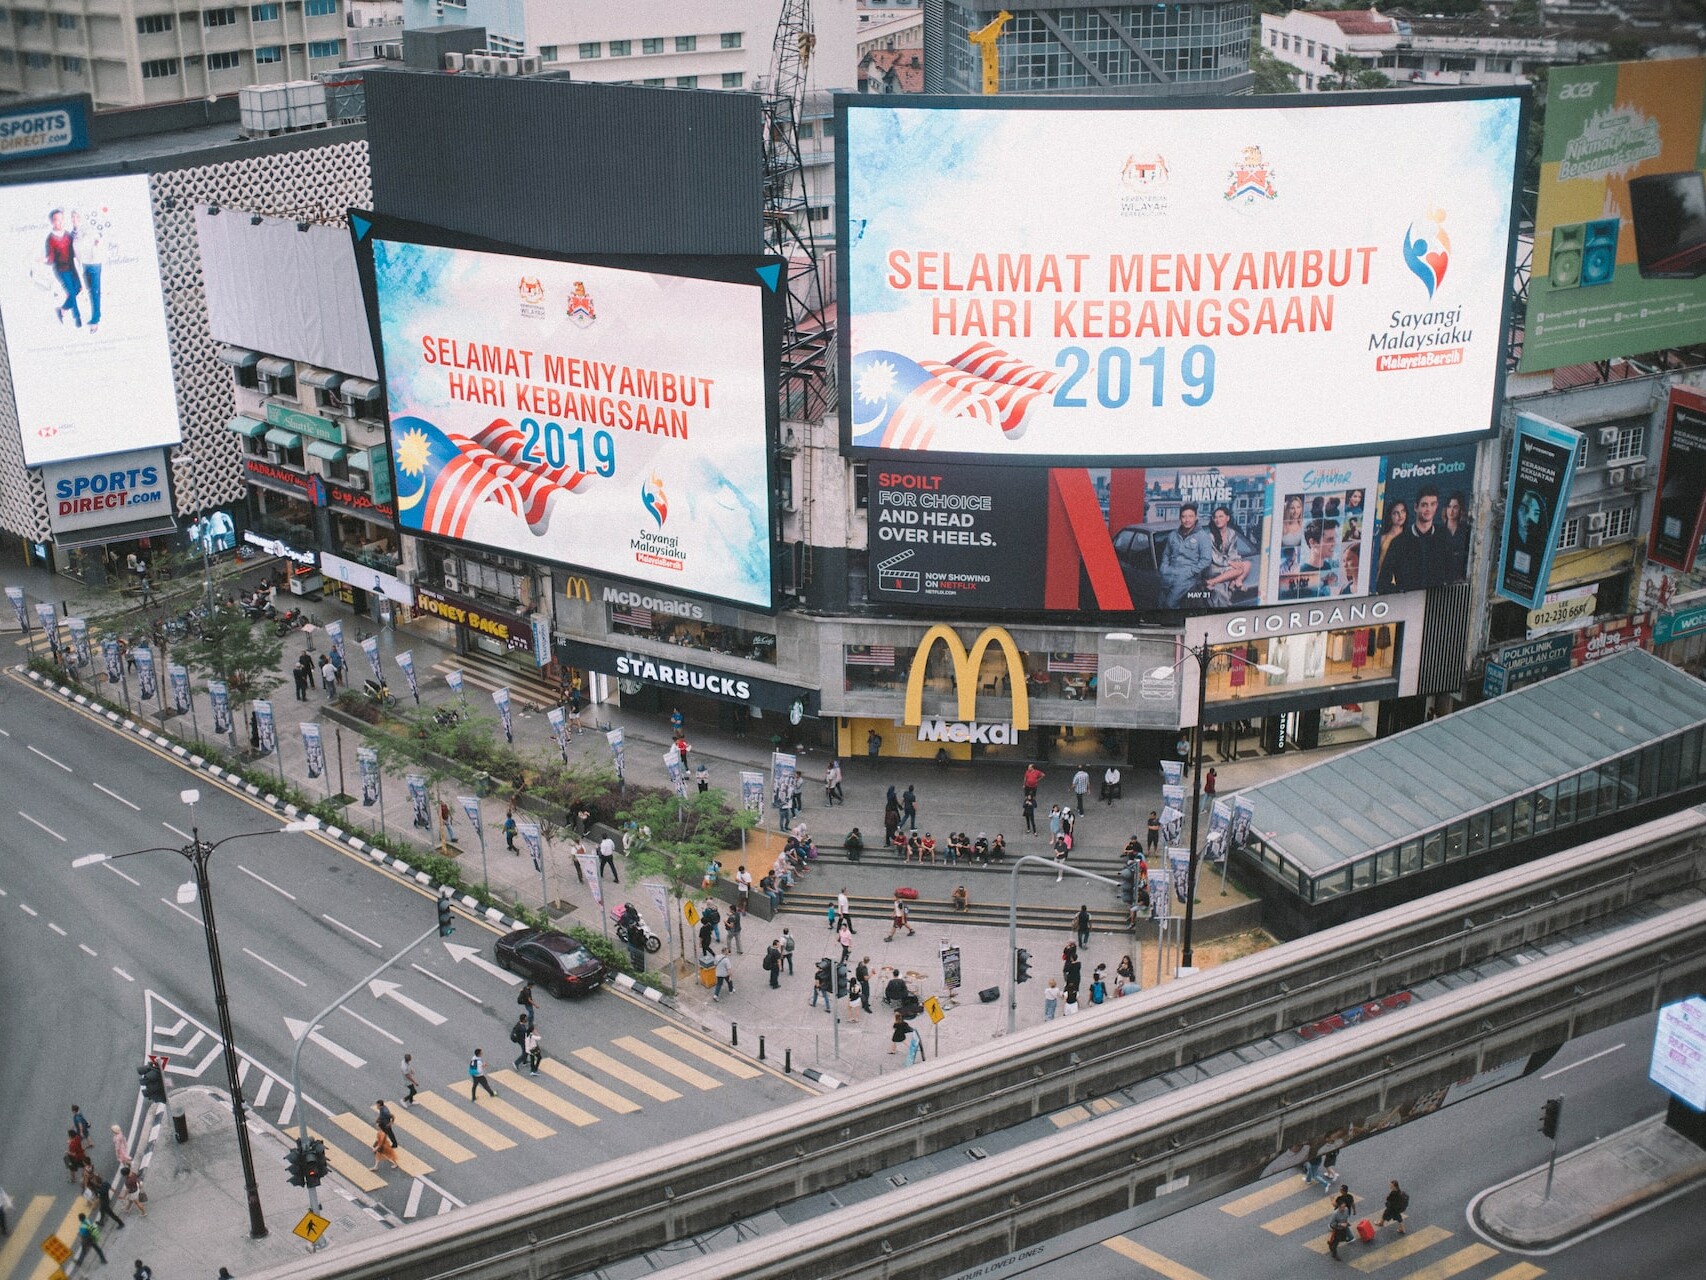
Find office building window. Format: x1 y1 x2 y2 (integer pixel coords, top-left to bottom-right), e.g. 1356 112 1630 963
852 462 869 509
675 35 696 51
207 49 240 69
251 3 280 20
608 39 629 56
721 31 741 48
1609 424 1645 462
578 42 600 58
643 77 664 85
305 0 336 14
204 7 236 26
722 71 742 87
137 13 174 33
254 44 281 62
538 45 557 60
1555 517 1579 551
23 51 49 68
60 55 82 71
676 74 697 87
1606 506 1635 540
141 57 180 77
643 37 662 53
56 12 76 28
798 121 814 138
308 39 340 57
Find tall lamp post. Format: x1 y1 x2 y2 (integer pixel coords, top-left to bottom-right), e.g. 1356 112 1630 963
1153 637 1282 972
74 789 312 1238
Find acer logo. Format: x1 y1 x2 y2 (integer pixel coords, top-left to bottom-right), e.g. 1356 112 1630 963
1558 82 1596 100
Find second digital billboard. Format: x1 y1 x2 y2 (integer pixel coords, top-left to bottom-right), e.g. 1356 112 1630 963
355 214 781 611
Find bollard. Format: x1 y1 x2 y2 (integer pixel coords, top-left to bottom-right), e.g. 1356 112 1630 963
172 1102 189 1144
731 1023 738 1047
784 1048 792 1074
758 1035 766 1061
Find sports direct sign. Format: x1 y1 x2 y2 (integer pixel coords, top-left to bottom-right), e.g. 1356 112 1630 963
838 91 1524 463
43 447 170 535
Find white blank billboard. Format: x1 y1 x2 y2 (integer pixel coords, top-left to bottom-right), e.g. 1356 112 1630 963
839 91 1524 464
0 174 180 466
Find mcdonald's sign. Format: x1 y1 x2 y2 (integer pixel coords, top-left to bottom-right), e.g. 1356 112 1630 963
562 576 592 602
904 624 1029 738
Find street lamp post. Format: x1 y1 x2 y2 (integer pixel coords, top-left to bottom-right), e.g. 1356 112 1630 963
74 790 312 1239
1004 854 1118 1035
1154 638 1282 973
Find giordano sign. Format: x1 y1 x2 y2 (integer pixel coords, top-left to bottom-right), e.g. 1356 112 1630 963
904 624 1030 743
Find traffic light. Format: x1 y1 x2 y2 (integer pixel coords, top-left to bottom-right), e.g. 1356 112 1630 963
304 1139 327 1187
835 961 849 999
1015 948 1032 984
814 957 833 992
437 895 455 938
137 1061 167 1104
285 1143 308 1187
1118 863 1137 905
1539 1097 1562 1140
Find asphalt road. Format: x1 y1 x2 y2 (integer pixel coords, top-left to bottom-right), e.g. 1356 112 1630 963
1005 1012 1702 1280
0 669 811 1245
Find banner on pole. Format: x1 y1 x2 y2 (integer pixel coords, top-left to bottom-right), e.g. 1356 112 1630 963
576 850 602 907
1149 866 1174 920
493 687 513 743
361 634 382 680
66 617 90 668
1204 799 1233 866
645 880 670 918
739 770 765 814
301 722 325 779
458 794 481 833
103 637 122 683
209 680 231 735
168 663 190 713
1230 795 1256 853
607 726 625 777
133 645 156 700
520 819 542 873
5 585 25 631
407 775 430 829
446 668 465 700
325 618 346 664
358 745 380 806
254 699 276 756
395 650 419 702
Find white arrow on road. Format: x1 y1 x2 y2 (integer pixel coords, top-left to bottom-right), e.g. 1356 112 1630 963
369 978 448 1026
442 941 521 986
283 1017 367 1070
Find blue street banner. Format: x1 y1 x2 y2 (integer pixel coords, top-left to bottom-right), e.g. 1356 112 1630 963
446 668 465 700
408 775 430 829
325 618 346 664
66 617 90 668
395 650 419 703
458 794 481 833
1160 760 1184 789
739 770 765 814
520 819 543 873
6 585 26 631
666 758 688 799
1229 795 1256 853
645 881 670 919
358 745 380 806
1149 867 1174 921
209 680 231 734
1204 798 1233 866
301 722 325 779
546 705 568 758
1496 412 1584 610
493 687 513 743
1160 784 1186 847
771 751 797 817
361 634 382 680
168 664 190 713
35 602 58 656
607 726 625 778
253 699 276 755
1167 846 1193 909
134 645 156 700
577 850 602 907
102 638 121 683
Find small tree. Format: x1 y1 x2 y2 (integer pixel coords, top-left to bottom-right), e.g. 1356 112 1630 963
620 789 742 989
179 604 286 751
1251 45 1299 95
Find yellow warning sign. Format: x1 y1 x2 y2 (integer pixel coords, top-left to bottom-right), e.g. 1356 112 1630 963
683 900 701 926
293 1210 331 1244
922 995 946 1024
41 1236 71 1264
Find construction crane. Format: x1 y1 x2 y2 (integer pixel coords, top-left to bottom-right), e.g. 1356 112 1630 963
968 10 1013 94
761 0 833 589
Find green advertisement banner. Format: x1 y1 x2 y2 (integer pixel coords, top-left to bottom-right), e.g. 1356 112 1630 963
1520 57 1706 372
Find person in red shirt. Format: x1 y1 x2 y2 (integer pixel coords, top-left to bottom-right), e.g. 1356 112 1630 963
44 209 82 327
1022 763 1045 802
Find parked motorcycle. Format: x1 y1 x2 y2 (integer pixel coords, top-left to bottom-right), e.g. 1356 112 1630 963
612 904 662 954
273 608 309 635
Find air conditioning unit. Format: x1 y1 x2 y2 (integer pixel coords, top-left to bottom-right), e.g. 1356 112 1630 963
1598 427 1620 446
1607 467 1626 486
516 54 542 74
442 574 461 593
471 54 497 74
1587 532 1606 548
1587 510 1607 531
493 56 519 75
444 52 465 70
1628 463 1648 482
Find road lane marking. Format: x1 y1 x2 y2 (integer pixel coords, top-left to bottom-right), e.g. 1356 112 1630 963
324 913 379 947
613 1037 721 1090
161 898 203 927
253 1075 274 1107
79 943 96 957
442 940 521 985
238 864 296 900
1346 1225 1454 1269
340 1006 401 1044
19 811 64 841
653 1027 764 1079
388 1107 477 1164
404 1179 425 1218
94 782 140 809
1262 1196 1337 1235
47 922 66 936
18 903 36 915
1102 1236 1212 1280
491 1070 598 1127
409 962 482 1004
28 1199 90 1280
415 1092 516 1151
305 1125 385 1192
534 1058 643 1114
283 1017 365 1068
1403 1244 1497 1279
0 1193 52 1278
244 946 307 987
163 822 191 841
1541 1043 1624 1079
468 1091 555 1140
113 966 134 981
328 1110 434 1178
1223 1177 1309 1217
572 1047 681 1102
28 744 70 771
102 862 140 886
370 979 447 1025
1483 1265 1545 1280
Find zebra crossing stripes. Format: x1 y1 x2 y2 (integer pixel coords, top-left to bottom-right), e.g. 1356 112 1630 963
611 1035 722 1090
413 1092 517 1152
489 1070 599 1126
326 1110 434 1178
653 1026 764 1079
533 1057 643 1113
571 1047 682 1101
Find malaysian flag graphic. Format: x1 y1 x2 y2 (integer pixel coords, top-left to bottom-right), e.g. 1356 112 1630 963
850 345 1061 448
1046 652 1100 674
845 644 897 667
392 415 591 541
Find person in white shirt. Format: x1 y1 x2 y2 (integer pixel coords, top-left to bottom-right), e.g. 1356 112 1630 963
1102 766 1122 804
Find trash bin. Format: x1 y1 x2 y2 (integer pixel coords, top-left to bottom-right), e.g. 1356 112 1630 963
475 770 492 798
699 964 717 988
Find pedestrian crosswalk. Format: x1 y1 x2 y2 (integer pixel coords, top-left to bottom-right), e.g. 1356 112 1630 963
0 1190 119 1280
1097 1175 1545 1280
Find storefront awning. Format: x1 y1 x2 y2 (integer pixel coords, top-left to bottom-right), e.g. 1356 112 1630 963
306 440 347 462
225 414 268 438
217 346 260 368
53 515 180 550
346 449 373 471
263 427 299 449
298 367 344 390
340 377 380 401
257 357 296 379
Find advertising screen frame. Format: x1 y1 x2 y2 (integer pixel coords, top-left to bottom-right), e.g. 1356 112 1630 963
836 87 1527 468
1495 413 1584 611
350 208 784 614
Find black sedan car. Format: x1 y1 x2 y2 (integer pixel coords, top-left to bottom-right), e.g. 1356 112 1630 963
494 928 606 998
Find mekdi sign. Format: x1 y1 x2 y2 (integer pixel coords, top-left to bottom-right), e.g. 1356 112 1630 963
554 637 817 716
903 624 1030 742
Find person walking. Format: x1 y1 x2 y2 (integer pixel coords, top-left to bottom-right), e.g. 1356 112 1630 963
1022 763 1044 802
117 1167 146 1216
1071 767 1090 814
110 1124 130 1170
374 1100 399 1151
1048 805 1063 842
468 1049 496 1100
810 957 832 1009
713 948 734 1001
90 1172 125 1232
824 760 843 806
901 784 917 831
856 956 873 1013
883 790 902 848
66 1129 90 1180
890 1011 913 1055
76 1214 107 1266
524 1027 543 1075
884 898 914 941
1073 905 1092 949
132 1263 151 1280
726 903 743 954
1202 766 1217 814
836 888 855 932
510 1014 533 1069
517 982 537 1029
597 833 619 882
1062 942 1082 993
764 939 782 988
320 655 336 696
1043 979 1061 1020
1053 833 1070 882
71 1105 92 1145
401 1053 419 1105
837 921 854 963
1380 1181 1409 1235
1327 1204 1351 1261
292 659 309 701
370 1125 400 1172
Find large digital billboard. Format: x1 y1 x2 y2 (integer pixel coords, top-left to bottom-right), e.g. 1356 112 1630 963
354 213 780 610
838 90 1524 464
0 173 180 466
867 443 1475 617
1521 57 1706 372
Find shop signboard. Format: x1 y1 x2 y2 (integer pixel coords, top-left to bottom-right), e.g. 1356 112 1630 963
1483 633 1572 697
554 636 818 716
41 447 170 536
0 97 90 163
1495 413 1584 611
1656 598 1706 646
1571 613 1652 666
1649 386 1706 571
265 401 345 445
1650 996 1706 1111
414 585 534 654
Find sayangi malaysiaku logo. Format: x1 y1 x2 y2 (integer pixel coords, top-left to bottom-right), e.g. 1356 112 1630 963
1223 145 1279 210
1119 152 1170 217
517 276 545 318
566 281 597 327
640 472 668 527
1403 207 1451 297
